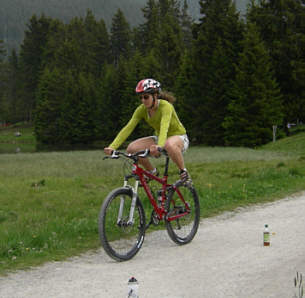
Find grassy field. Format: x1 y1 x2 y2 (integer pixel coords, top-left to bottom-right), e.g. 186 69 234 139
0 130 305 275
0 124 36 153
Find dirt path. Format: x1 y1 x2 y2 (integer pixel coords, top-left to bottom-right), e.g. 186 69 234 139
1 193 305 298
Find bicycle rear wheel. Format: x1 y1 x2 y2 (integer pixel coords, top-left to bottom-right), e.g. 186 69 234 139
98 187 146 261
165 184 200 245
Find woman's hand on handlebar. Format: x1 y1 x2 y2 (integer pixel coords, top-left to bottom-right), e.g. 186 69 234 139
104 147 114 156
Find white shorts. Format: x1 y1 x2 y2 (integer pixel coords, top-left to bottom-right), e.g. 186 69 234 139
151 134 189 153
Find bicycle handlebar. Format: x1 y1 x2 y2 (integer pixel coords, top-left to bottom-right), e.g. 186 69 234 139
103 147 167 161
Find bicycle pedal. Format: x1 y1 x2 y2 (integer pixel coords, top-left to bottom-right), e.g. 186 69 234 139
176 206 185 214
178 179 193 188
151 211 160 225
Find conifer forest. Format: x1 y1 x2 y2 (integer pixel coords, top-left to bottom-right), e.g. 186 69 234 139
0 0 304 148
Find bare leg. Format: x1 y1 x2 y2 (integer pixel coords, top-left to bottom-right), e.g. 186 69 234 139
164 136 185 171
127 137 156 171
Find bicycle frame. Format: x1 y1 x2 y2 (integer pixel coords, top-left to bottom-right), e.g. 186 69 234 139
105 149 190 228
132 163 170 220
124 153 190 223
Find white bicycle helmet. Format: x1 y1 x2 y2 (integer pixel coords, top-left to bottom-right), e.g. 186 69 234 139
135 78 161 94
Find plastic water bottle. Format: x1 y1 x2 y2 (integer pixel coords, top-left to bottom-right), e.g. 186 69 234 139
127 277 139 298
263 224 270 246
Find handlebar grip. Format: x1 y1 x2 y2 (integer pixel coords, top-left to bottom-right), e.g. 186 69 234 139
137 149 150 158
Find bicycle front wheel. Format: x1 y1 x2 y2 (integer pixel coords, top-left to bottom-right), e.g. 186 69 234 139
98 187 146 261
165 184 200 245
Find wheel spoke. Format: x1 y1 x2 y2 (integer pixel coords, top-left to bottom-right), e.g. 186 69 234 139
99 188 145 261
165 185 200 244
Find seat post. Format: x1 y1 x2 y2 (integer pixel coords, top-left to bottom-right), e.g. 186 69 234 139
164 155 170 177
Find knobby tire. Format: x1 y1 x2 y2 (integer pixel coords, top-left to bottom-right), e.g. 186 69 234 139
98 187 146 261
165 184 200 245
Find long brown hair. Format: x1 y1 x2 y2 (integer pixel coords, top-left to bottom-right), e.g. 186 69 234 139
158 91 176 104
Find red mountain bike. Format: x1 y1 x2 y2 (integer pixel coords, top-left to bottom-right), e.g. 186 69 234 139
99 148 200 261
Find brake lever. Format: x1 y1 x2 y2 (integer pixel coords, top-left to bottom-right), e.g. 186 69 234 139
103 150 120 160
111 150 120 159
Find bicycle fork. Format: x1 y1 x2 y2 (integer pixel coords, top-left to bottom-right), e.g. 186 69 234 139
117 179 139 226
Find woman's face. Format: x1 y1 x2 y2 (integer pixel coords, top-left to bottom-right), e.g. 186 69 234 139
139 93 154 109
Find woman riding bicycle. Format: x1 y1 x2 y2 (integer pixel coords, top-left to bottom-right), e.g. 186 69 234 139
104 78 191 183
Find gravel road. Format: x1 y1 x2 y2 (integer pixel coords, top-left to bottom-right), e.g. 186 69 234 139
1 192 305 298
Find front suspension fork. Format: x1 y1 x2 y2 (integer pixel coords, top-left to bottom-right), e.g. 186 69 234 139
117 179 139 226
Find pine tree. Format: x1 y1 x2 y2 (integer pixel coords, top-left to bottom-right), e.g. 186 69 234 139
247 0 305 126
34 67 66 144
0 40 8 122
39 19 65 69
33 12 112 145
83 10 111 76
110 9 132 66
35 67 101 145
158 4 184 87
4 49 23 122
175 51 197 133
141 48 163 80
61 72 100 144
121 52 154 139
0 40 5 62
223 23 283 147
139 0 160 52
19 14 55 122
118 57 141 125
180 0 193 50
97 64 122 142
181 0 244 144
44 11 110 77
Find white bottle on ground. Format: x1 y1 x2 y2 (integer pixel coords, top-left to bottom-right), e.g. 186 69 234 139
128 277 139 298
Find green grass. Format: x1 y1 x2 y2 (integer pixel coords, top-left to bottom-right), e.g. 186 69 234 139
0 125 36 153
1 132 305 275
261 130 305 156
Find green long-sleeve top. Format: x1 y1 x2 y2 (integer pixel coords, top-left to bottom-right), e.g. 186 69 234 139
109 99 186 149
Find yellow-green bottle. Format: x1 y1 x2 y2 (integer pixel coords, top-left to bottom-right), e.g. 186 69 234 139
264 224 270 246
